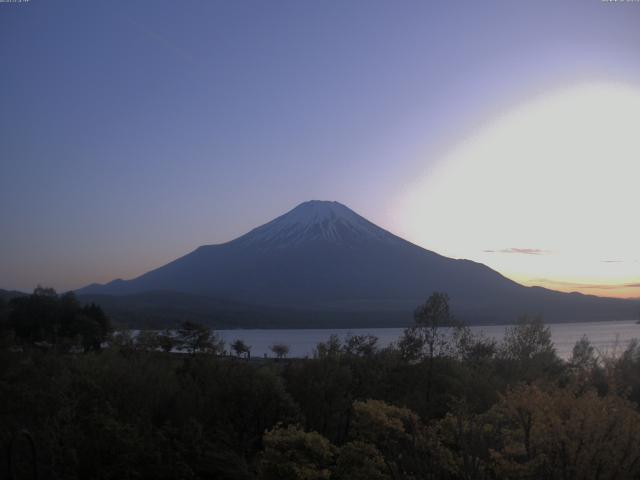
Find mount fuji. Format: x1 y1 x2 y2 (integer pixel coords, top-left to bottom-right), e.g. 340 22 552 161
77 201 638 327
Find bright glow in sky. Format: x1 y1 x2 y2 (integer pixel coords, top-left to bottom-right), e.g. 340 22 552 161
395 83 640 298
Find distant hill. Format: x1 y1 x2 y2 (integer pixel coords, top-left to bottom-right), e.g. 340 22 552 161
78 200 640 327
0 289 27 302
76 291 416 330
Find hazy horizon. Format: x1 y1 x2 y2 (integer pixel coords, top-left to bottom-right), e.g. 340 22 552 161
2 0 639 297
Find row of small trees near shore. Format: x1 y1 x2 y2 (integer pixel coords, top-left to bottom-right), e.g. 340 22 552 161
119 325 290 359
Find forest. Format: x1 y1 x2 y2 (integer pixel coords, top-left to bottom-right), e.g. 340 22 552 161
2 289 640 479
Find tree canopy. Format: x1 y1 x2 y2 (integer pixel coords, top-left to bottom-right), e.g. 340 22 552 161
7 287 111 352
2 290 640 479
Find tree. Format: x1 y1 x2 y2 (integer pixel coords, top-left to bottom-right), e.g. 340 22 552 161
448 321 498 363
157 329 175 353
283 350 354 443
438 406 496 480
343 334 378 357
351 399 419 451
350 399 448 478
33 285 58 298
501 315 554 361
109 329 135 352
314 334 342 359
499 315 561 381
231 339 251 359
490 385 640 479
396 325 425 362
77 302 111 352
335 441 390 480
135 330 160 352
399 292 458 360
7 288 111 352
176 320 223 355
609 339 640 405
399 292 458 400
9 286 60 346
270 343 290 359
259 424 336 480
0 296 14 347
414 292 456 357
570 335 598 379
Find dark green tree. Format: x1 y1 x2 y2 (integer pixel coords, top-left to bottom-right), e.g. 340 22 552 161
176 320 223 355
343 334 378 357
499 315 562 382
314 335 342 359
259 424 336 480
399 292 457 401
335 441 390 480
231 339 251 359
78 302 111 352
157 329 175 353
9 286 59 346
7 287 110 351
270 343 290 359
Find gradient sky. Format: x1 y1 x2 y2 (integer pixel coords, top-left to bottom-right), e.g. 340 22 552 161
1 0 639 296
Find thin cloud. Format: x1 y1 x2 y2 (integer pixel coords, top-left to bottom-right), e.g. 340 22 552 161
601 259 640 264
484 248 550 255
532 279 640 290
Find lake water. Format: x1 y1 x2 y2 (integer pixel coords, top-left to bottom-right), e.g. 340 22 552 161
217 320 640 360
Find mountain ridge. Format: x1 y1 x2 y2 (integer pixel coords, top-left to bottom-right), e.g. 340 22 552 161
77 201 639 326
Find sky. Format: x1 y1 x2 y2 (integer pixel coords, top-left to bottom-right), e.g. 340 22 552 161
1 0 639 297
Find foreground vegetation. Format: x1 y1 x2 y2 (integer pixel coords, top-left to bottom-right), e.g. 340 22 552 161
2 290 640 479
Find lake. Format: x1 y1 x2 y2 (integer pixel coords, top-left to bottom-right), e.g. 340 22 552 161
216 320 640 360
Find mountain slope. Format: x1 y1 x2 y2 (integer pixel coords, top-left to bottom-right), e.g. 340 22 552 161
0 289 28 302
78 201 639 325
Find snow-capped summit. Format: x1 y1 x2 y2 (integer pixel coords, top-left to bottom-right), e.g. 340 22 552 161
234 200 400 248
